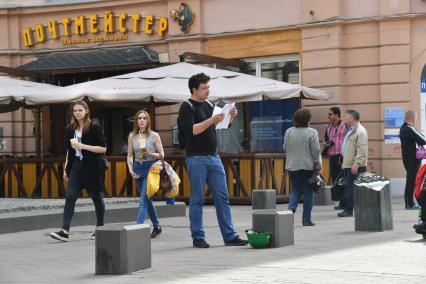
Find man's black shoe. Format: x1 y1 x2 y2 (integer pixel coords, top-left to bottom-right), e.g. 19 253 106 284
193 239 210 248
337 211 353 217
334 205 344 210
413 223 426 234
151 227 162 239
302 220 315 226
225 236 249 246
49 229 69 242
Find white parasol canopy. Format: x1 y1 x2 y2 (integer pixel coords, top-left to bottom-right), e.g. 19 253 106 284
52 62 332 103
0 76 62 112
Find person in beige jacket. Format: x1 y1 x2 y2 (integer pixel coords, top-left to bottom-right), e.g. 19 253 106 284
338 109 368 217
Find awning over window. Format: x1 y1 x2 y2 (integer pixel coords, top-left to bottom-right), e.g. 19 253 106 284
19 46 159 72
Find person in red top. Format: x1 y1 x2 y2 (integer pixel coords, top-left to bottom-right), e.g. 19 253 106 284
413 164 426 236
323 107 347 210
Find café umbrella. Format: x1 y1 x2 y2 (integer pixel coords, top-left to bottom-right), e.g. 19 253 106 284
51 62 332 103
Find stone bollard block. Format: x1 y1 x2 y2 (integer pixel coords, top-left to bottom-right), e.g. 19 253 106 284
252 210 294 248
252 189 276 210
314 185 334 206
95 224 151 275
354 181 393 232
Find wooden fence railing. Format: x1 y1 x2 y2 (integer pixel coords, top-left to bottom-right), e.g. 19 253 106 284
0 154 329 204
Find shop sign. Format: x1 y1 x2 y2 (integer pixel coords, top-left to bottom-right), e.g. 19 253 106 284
170 3 194 33
21 11 168 47
421 79 426 92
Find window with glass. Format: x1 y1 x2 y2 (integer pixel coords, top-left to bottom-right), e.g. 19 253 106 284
216 55 300 153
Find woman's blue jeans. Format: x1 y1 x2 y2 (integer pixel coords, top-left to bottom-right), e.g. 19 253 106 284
288 170 314 221
134 160 160 228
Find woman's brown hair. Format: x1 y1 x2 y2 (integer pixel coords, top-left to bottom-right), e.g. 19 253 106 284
131 110 152 136
71 100 91 133
293 108 312 128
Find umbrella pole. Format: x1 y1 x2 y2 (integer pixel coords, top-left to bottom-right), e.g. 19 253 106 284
34 107 42 158
148 98 156 130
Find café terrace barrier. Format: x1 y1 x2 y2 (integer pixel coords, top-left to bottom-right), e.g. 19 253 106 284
0 154 329 204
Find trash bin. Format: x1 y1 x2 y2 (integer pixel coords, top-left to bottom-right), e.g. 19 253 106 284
354 172 393 232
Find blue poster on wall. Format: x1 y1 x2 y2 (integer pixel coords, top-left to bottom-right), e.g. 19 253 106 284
249 98 299 153
384 107 404 127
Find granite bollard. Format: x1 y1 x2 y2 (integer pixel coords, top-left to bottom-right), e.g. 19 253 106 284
354 174 393 232
95 224 151 275
252 210 294 248
252 189 276 210
314 185 334 206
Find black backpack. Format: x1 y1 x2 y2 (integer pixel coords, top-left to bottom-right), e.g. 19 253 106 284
177 99 214 149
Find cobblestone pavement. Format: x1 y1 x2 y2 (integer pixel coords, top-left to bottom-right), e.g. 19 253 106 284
0 198 425 284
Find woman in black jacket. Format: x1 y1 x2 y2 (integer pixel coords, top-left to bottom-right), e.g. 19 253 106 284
49 100 107 242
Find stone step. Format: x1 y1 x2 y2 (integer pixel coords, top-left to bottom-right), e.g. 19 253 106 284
0 201 186 234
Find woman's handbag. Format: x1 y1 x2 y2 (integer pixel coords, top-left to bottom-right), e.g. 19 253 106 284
159 158 173 191
331 171 345 201
416 146 426 160
308 173 325 193
99 154 109 171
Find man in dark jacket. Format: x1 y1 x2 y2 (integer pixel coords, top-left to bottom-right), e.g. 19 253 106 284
399 110 426 209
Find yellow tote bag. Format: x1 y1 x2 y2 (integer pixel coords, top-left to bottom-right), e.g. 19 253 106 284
146 163 180 199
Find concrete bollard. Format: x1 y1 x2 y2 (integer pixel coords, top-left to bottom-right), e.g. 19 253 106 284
252 210 294 248
252 189 276 210
354 181 393 232
314 185 334 206
95 224 151 275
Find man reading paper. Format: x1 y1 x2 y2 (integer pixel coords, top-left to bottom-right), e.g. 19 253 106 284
177 73 248 248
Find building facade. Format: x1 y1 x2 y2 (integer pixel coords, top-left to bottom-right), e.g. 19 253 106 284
1 0 426 185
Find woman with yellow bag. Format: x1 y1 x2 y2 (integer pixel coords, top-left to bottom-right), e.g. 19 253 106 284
127 110 164 239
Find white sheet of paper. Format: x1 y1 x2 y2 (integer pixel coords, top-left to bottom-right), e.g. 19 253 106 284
212 102 235 129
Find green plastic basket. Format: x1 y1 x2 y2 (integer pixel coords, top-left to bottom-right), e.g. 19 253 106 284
245 229 272 248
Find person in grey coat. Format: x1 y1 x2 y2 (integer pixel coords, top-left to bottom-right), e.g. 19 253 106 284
283 108 322 226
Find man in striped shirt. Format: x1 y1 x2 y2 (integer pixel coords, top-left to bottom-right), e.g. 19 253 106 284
324 107 347 210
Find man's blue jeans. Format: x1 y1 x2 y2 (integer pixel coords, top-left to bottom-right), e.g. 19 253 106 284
288 170 314 221
134 160 160 228
343 167 366 214
186 155 237 243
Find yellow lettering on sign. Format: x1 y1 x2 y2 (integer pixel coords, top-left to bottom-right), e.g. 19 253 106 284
158 17 168 37
61 18 70 36
22 10 169 48
131 14 140 32
74 16 85 35
118 13 127 33
104 11 114 33
89 15 98 33
145 15 153 35
22 28 34 47
47 20 58 39
35 24 46 43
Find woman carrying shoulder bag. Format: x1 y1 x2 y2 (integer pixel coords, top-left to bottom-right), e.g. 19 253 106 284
127 110 165 239
49 100 107 242
283 108 322 226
